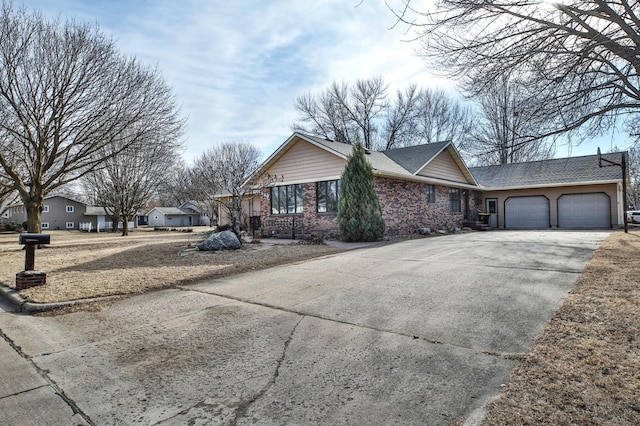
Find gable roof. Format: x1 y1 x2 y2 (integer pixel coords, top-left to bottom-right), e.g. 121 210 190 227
249 132 477 188
148 207 198 216
470 152 624 189
382 142 449 174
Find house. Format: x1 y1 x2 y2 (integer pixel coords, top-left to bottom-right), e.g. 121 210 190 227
470 153 624 229
250 133 481 238
249 132 625 238
214 190 261 230
81 207 137 232
2 195 138 231
4 195 88 231
146 206 202 227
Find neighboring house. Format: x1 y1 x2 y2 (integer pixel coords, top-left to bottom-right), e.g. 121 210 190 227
250 133 481 238
4 195 87 230
248 132 626 238
3 196 138 231
81 207 137 232
470 153 625 229
180 202 211 226
146 206 201 227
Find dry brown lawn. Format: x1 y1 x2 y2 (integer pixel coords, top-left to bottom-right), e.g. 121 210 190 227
0 228 341 303
481 229 640 425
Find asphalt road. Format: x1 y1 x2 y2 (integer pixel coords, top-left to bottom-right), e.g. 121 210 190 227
0 230 611 425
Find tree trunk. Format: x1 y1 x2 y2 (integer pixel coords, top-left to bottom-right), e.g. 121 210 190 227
121 215 129 236
26 199 43 233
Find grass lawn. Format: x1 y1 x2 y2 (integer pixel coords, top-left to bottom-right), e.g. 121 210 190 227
0 228 341 304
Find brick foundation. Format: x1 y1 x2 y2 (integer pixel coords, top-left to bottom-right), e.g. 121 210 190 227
16 271 47 290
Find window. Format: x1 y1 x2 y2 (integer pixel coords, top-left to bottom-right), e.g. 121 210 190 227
474 191 482 206
43 205 49 213
449 188 461 213
66 222 74 229
317 180 340 213
426 185 436 204
41 222 49 229
66 205 74 213
271 184 303 214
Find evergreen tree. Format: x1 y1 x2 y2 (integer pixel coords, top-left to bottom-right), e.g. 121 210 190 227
338 143 385 241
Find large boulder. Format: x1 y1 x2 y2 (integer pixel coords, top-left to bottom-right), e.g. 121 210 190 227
198 230 241 251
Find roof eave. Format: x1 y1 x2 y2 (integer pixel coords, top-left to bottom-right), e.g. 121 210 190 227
374 169 480 190
479 179 621 191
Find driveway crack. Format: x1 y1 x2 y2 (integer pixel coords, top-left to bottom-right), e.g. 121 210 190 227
0 329 96 426
230 315 305 425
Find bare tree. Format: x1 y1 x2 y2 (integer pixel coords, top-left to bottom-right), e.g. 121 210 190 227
293 77 474 151
391 1 640 143
0 171 19 219
192 142 262 239
83 129 183 236
382 83 421 149
0 3 184 233
154 159 194 207
413 88 474 151
469 78 556 165
293 76 389 149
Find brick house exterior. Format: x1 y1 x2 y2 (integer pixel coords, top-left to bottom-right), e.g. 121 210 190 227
250 133 624 239
254 133 480 239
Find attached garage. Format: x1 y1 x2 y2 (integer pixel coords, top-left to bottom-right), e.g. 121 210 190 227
505 196 550 228
558 193 611 228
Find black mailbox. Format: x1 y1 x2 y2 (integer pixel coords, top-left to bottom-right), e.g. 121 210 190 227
19 233 51 245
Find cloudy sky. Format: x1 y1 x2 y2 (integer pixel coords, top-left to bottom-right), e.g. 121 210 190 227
22 0 619 162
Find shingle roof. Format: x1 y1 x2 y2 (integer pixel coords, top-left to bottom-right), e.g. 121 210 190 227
152 207 195 215
305 134 448 176
470 153 624 189
382 142 449 174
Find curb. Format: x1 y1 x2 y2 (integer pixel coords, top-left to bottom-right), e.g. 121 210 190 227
0 284 121 314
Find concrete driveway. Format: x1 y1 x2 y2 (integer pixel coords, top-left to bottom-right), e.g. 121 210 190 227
0 230 610 425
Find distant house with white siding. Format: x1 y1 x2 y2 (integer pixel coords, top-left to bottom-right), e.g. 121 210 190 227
146 206 202 227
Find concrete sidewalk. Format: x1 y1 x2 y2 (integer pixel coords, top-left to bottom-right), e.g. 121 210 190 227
0 300 90 425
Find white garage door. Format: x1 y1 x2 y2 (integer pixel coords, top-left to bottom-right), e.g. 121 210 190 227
505 196 550 228
558 193 611 228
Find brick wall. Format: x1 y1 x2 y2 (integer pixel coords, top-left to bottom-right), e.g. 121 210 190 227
260 178 479 239
374 177 465 235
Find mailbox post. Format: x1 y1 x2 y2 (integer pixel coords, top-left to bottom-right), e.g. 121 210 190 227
17 233 50 290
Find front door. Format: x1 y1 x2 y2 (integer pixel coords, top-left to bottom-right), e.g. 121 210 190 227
486 199 498 228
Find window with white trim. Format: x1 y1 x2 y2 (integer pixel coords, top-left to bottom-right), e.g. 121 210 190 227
41 222 49 229
66 222 74 229
66 205 74 213
43 205 49 213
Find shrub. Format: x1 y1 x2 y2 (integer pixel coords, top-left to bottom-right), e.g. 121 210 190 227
338 143 385 242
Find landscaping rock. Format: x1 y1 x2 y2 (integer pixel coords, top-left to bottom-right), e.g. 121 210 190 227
418 227 432 235
198 230 241 251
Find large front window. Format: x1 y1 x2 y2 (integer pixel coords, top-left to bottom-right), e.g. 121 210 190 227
317 180 340 213
449 188 461 213
271 184 303 214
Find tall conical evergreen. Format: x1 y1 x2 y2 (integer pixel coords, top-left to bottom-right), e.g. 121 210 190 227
338 143 385 242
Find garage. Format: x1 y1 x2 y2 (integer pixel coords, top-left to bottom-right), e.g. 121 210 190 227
558 193 611 228
505 196 550 228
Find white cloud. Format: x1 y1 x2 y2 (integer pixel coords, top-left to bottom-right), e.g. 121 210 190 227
21 0 452 161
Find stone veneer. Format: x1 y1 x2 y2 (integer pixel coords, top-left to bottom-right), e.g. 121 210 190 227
260 178 480 238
